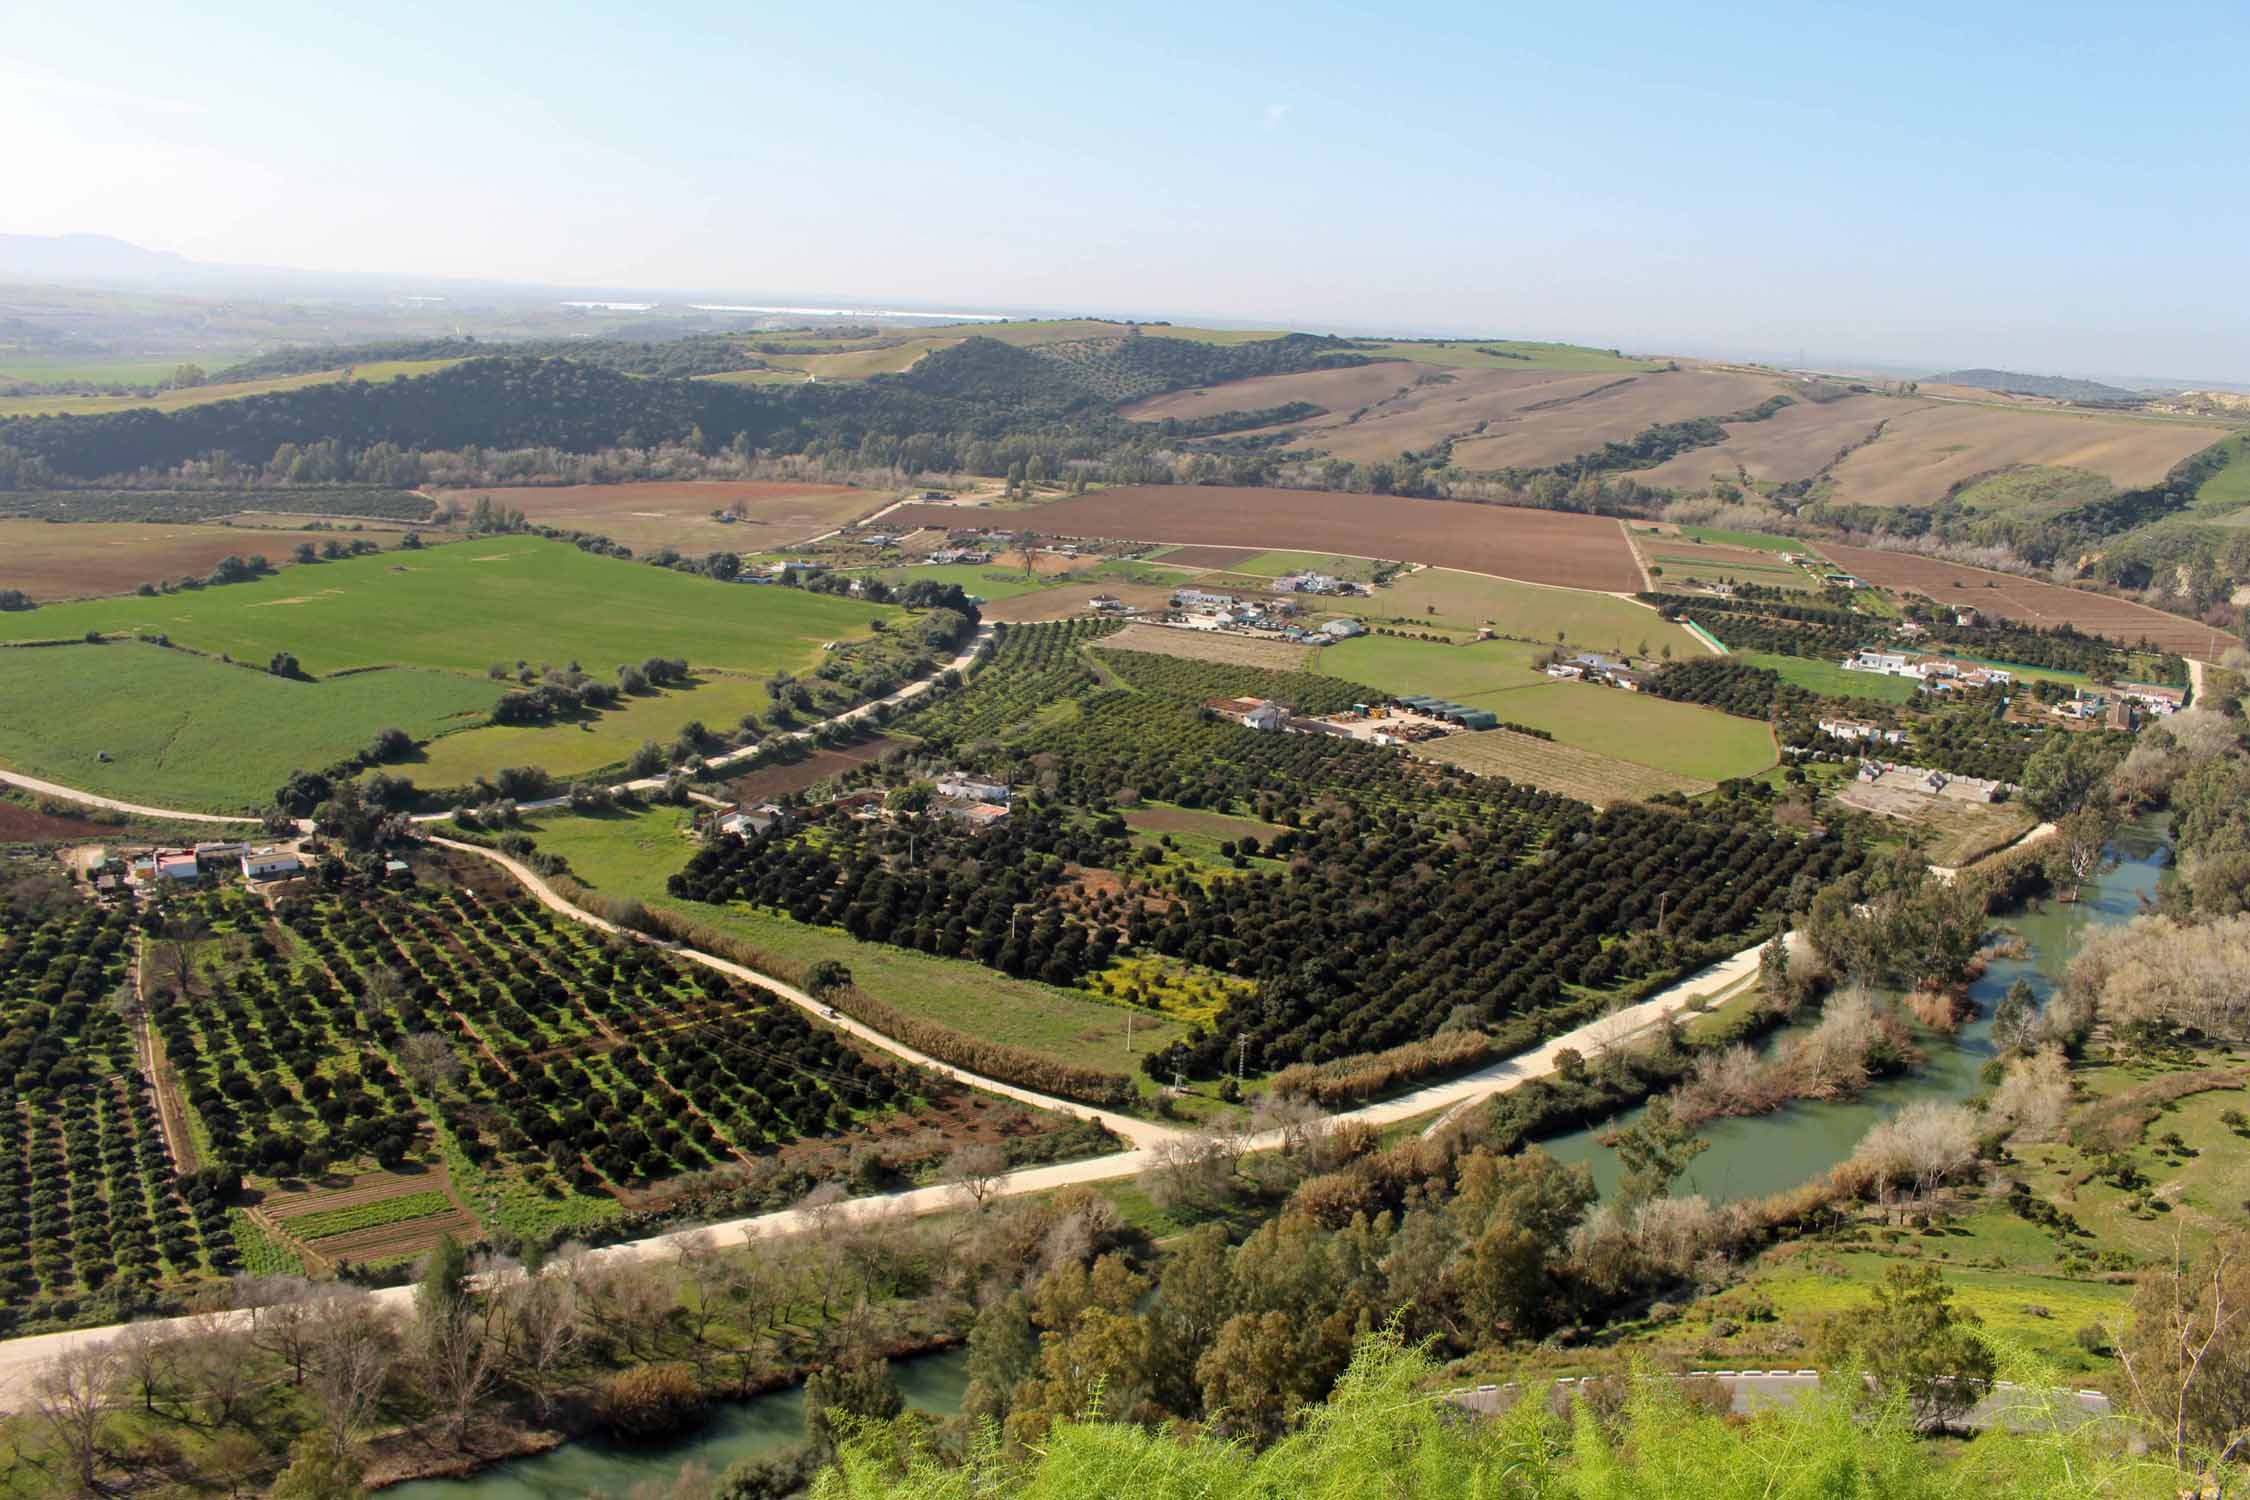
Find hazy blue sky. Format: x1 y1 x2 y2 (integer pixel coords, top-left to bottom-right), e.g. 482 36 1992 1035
9 0 2247 377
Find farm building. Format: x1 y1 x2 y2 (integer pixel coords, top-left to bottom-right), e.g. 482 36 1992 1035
1320 618 1366 640
1395 695 1499 731
241 847 302 879
1818 716 1905 745
941 800 1011 829
1544 662 1585 680
193 841 249 870
937 774 1012 803
2121 682 2185 715
131 849 204 883
715 802 791 839
1207 697 1289 731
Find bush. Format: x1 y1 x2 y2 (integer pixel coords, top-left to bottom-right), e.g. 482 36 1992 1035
594 1362 708 1438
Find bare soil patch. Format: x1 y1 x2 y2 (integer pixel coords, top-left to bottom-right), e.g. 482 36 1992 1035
0 519 358 601
1124 806 1288 840
976 582 1175 623
1823 543 2237 658
1631 393 1903 491
890 487 1643 592
1820 403 2225 509
0 799 122 842
1095 622 1315 670
1416 729 1713 806
717 735 904 803
1121 362 1430 422
432 480 879 553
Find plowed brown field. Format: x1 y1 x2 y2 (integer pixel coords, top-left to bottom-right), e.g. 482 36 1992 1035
1823 544 2236 658
886 488 1642 592
432 480 879 553
718 736 904 803
0 519 365 601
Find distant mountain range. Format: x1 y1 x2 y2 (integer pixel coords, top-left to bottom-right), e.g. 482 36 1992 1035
1926 368 2146 402
0 232 196 279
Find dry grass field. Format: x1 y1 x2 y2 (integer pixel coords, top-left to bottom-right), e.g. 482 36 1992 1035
1417 728 1714 805
0 519 361 600
1834 780 2040 867
1447 368 1793 471
432 480 879 553
1822 543 2237 658
1630 393 1902 490
1820 402 2227 508
1093 621 1317 670
1120 361 1432 423
0 358 461 418
976 581 1177 623
889 487 1645 592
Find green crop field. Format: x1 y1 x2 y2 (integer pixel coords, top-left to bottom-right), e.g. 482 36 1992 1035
1950 464 2117 515
0 537 895 678
1317 633 1548 703
845 563 1052 600
1230 551 1385 581
2193 434 2250 515
1335 569 1702 656
1466 681 1778 779
1736 651 1920 704
1675 526 1818 555
519 805 1186 1075
0 642 496 810
413 671 776 789
1082 559 1195 587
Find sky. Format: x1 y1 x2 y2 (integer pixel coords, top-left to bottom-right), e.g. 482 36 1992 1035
8 0 2249 380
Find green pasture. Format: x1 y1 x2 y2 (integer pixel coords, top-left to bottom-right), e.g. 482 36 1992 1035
1736 652 1919 704
413 671 776 789
1230 550 1385 581
1082 559 1196 587
1340 570 1698 656
519 805 1188 1077
1317 633 1548 703
0 642 495 811
847 563 1053 600
0 537 896 678
1951 465 2117 515
2192 435 2250 515
1674 526 1816 554
1473 681 1778 779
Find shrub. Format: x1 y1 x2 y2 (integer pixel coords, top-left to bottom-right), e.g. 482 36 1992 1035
594 1362 708 1438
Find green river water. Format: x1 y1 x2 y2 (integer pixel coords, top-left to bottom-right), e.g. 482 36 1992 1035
380 1349 969 1500
378 817 2169 1495
1539 814 2170 1203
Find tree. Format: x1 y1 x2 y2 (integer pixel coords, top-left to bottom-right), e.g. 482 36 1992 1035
303 1294 397 1459
275 768 334 817
2020 732 2124 819
945 1142 1010 1212
499 1271 583 1419
270 650 303 679
804 959 852 1005
1601 1096 1707 1209
804 1354 901 1457
962 1291 1040 1424
399 1031 463 1094
2046 803 2120 902
2118 1231 2250 1484
30 1339 120 1495
1817 1261 1995 1430
1991 977 2039 1056
268 1433 367 1500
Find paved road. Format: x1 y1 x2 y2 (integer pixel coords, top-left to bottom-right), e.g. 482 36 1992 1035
1449 1369 2113 1431
0 769 261 826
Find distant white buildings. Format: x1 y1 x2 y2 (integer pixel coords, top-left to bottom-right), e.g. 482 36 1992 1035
1319 618 1366 640
1818 716 1905 746
1842 651 2012 691
936 774 1012 804
1207 697 1288 731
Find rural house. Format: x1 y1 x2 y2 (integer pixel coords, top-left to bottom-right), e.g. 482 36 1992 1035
715 802 791 839
1818 716 1905 745
937 774 1012 804
1320 618 1366 640
240 847 302 880
2121 682 2185 715
1207 697 1288 731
